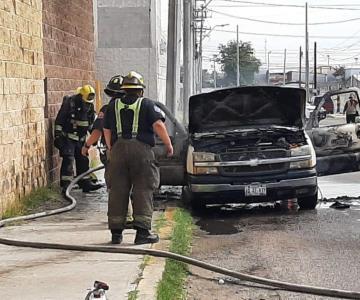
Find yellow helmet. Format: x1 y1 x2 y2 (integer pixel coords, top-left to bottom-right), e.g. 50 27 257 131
121 71 146 89
78 84 95 103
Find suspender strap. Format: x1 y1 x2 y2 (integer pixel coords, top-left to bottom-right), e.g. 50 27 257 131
115 97 143 137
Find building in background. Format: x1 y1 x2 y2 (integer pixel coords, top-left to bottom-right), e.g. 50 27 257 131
94 0 167 103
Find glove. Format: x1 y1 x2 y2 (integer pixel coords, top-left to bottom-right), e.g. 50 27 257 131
54 131 65 149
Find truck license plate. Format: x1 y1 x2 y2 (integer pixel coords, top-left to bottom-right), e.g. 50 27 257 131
245 185 267 196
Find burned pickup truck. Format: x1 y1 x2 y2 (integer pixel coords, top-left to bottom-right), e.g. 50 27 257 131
155 86 318 210
306 88 360 175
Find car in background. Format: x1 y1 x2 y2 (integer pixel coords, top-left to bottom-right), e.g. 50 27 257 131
312 94 334 114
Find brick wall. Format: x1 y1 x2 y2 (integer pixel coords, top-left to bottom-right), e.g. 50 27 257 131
0 0 47 212
42 0 96 182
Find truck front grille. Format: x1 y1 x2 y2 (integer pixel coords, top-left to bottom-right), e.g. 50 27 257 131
219 149 288 176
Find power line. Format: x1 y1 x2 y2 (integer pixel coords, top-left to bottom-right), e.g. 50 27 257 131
209 9 360 26
216 0 360 10
213 28 360 39
216 0 302 8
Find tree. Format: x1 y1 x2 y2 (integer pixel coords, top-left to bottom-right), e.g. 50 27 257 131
333 66 346 85
217 40 261 86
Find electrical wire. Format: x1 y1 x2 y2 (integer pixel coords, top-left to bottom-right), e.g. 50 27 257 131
216 0 360 10
209 9 360 26
212 28 360 39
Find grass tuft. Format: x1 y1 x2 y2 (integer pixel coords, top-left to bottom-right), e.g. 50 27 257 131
154 212 167 232
156 208 193 300
1 187 60 220
128 290 138 300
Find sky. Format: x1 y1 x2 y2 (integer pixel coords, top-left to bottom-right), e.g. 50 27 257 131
162 0 360 73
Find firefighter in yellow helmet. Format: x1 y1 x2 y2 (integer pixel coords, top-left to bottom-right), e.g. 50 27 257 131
103 71 173 244
54 84 103 193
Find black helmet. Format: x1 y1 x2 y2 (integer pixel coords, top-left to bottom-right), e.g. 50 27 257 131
104 75 124 97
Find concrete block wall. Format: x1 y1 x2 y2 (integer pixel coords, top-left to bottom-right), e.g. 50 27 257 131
0 0 47 212
95 0 166 103
42 0 96 182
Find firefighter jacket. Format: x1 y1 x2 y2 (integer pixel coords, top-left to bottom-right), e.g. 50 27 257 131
55 94 96 143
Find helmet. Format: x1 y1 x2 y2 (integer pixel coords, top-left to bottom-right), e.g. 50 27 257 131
121 71 146 89
104 75 124 97
78 84 95 103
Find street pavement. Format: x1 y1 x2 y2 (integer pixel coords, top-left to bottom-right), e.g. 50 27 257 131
0 186 161 300
319 113 346 127
186 171 360 300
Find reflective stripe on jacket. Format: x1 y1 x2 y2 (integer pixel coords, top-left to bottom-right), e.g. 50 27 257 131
115 97 143 136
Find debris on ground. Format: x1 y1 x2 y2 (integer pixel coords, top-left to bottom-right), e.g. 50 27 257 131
330 201 351 209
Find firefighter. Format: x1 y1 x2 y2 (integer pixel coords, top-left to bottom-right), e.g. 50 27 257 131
103 71 173 245
54 84 103 194
81 75 134 226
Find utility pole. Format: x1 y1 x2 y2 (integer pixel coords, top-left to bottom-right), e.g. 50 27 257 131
305 2 310 102
283 48 287 86
198 5 204 92
299 46 302 88
166 0 181 116
314 41 317 92
213 55 217 88
183 0 193 123
267 51 271 85
195 0 213 93
236 25 240 86
264 39 267 64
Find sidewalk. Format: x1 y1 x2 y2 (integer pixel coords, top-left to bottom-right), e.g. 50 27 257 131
0 187 162 299
318 170 360 199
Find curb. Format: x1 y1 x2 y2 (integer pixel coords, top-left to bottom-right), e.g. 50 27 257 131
136 208 175 299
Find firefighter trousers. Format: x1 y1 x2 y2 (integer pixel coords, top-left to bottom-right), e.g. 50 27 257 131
107 138 160 231
59 138 91 188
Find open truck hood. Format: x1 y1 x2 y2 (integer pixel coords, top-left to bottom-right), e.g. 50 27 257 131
189 86 306 133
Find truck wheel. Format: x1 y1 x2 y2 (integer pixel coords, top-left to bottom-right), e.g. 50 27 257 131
181 187 206 211
297 193 318 210
181 186 193 205
191 198 206 211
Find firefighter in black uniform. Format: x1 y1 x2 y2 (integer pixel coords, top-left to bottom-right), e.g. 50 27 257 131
81 76 125 165
103 71 173 245
54 84 103 193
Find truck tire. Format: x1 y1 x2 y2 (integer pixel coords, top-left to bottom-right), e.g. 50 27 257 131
181 186 193 205
191 198 206 211
297 193 318 210
181 187 206 211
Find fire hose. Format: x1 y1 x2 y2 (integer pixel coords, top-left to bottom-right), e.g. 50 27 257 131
1 166 360 299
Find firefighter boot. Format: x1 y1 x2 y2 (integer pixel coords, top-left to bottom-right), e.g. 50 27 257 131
80 180 104 193
134 228 159 245
111 229 123 244
60 181 71 195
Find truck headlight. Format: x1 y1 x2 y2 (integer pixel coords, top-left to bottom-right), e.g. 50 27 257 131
193 152 216 162
193 166 219 175
290 144 316 169
192 152 218 174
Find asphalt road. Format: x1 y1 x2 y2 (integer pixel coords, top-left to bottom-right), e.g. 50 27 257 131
186 171 360 300
319 114 346 127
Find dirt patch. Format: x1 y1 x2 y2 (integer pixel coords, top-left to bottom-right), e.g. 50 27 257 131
26 196 71 215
